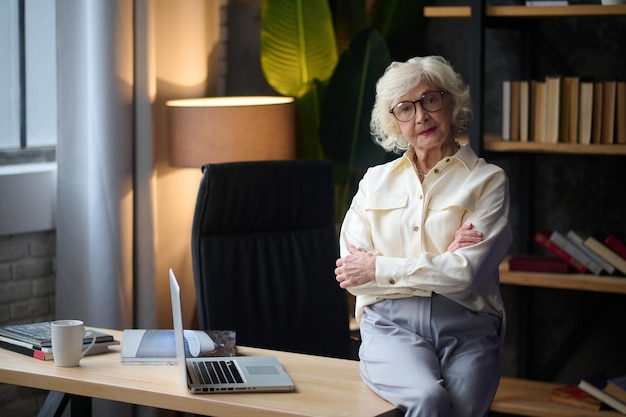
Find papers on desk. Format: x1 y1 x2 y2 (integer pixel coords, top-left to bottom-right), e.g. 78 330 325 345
121 329 236 364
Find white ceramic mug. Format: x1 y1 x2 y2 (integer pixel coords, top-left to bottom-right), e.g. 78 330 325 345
51 320 96 367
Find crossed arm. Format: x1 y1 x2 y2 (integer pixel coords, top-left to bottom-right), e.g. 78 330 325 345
335 223 483 289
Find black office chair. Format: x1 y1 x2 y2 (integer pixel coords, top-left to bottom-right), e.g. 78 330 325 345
191 160 351 359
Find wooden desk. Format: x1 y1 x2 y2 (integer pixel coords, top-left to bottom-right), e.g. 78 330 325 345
0 329 400 417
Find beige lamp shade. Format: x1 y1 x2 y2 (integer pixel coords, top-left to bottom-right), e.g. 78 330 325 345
166 96 296 167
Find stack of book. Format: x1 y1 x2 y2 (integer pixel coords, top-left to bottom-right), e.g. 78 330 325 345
531 230 626 275
0 321 119 361
502 77 626 145
578 374 626 414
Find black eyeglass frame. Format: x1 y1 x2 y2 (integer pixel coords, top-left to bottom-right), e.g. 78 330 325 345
389 90 446 122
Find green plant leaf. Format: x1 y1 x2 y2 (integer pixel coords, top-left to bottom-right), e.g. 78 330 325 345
261 0 338 98
295 80 326 159
319 29 390 172
370 0 423 60
320 29 390 219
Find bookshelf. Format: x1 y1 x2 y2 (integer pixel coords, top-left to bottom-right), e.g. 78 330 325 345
426 3 626 416
425 3 626 154
492 377 624 417
483 134 626 155
424 4 626 18
500 257 626 294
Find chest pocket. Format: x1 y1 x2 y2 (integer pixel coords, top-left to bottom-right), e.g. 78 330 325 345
425 194 476 250
364 194 408 251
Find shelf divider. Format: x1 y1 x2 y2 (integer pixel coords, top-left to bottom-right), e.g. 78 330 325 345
424 5 626 19
483 134 626 155
500 260 626 294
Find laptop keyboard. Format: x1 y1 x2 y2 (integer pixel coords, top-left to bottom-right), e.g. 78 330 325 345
192 360 244 385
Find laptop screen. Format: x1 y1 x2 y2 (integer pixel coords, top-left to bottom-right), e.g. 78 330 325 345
169 269 189 386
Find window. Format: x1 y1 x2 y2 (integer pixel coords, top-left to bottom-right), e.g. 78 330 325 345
0 0 56 165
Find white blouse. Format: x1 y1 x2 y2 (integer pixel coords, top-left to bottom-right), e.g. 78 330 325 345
339 144 512 324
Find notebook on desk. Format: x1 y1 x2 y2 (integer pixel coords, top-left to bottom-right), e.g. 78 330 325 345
168 268 295 393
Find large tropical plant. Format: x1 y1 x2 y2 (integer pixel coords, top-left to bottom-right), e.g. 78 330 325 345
260 0 338 159
319 28 390 218
260 0 421 220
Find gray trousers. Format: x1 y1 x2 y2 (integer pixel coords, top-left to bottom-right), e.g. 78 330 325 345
358 294 501 417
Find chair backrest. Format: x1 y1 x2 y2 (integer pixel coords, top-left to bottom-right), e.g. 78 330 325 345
191 160 350 358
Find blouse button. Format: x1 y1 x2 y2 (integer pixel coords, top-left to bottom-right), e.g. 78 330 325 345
445 158 451 163
389 279 396 285
419 194 423 199
413 226 419 232
434 168 440 174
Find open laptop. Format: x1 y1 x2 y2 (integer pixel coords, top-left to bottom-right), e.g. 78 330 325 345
168 268 295 393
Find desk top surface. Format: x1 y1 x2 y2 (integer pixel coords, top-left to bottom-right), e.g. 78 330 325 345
0 329 400 417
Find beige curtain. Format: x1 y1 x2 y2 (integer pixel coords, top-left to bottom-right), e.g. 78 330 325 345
55 0 221 415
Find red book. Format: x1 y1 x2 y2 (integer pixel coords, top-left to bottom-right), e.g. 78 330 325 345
550 384 602 410
534 230 587 273
604 234 626 260
0 337 49 360
508 254 569 273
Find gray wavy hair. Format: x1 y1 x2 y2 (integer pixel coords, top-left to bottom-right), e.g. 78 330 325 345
370 56 472 154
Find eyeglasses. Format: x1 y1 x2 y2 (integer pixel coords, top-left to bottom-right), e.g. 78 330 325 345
389 91 446 122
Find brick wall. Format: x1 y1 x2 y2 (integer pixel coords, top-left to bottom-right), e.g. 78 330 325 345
0 231 56 417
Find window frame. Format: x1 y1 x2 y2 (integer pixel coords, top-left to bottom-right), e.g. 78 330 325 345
0 0 57 162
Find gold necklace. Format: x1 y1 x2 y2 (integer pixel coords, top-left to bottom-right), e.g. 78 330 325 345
416 163 426 179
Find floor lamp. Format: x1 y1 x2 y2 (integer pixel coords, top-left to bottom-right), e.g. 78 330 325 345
166 96 295 167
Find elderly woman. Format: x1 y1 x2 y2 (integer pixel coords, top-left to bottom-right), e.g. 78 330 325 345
335 56 512 417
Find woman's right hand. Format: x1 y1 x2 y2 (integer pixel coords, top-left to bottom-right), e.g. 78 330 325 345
335 244 376 289
447 223 483 252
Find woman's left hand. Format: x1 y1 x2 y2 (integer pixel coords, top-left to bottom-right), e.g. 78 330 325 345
335 244 376 289
448 223 483 252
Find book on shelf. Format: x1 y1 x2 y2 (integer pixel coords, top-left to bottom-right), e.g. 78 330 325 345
531 80 547 143
121 329 236 364
550 384 602 411
560 76 580 143
583 234 626 275
498 75 625 146
0 334 119 361
511 80 521 141
591 82 603 144
545 75 561 143
519 80 530 142
578 374 626 414
604 234 626 260
507 253 569 273
606 375 626 404
0 321 114 348
578 79 594 145
616 81 626 145
567 230 616 275
549 230 603 275
534 230 587 273
502 80 511 140
602 80 617 144
525 0 569 5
